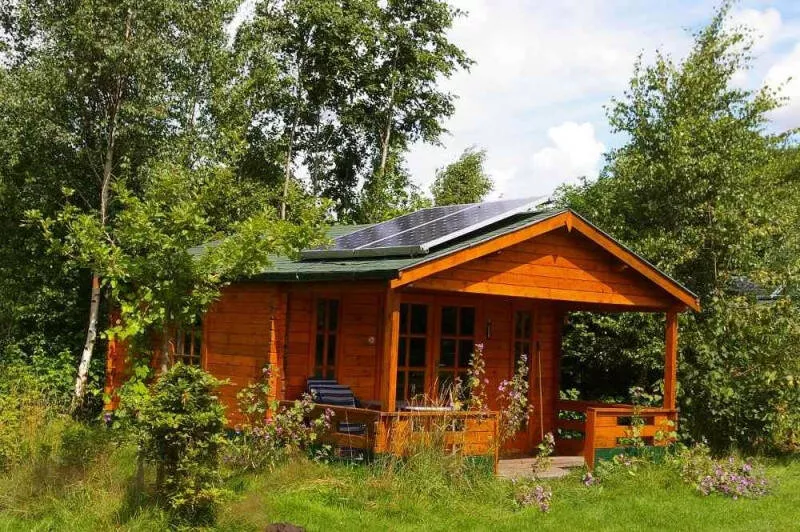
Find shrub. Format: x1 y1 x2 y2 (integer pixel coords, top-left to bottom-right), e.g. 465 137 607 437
676 443 768 499
497 354 533 444
513 480 552 512
0 363 67 470
530 432 555 475
119 364 227 524
223 365 333 472
465 343 488 411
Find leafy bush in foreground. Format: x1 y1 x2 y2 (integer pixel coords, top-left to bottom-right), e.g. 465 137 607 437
119 364 227 524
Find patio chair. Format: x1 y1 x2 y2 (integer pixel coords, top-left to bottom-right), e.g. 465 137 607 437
306 378 367 436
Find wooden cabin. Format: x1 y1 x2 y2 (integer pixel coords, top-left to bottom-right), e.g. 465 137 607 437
107 201 699 470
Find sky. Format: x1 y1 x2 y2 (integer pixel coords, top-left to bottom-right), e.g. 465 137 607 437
405 0 800 200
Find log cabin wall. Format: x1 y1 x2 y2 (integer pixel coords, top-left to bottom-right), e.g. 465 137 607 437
282 284 384 403
395 290 562 452
202 283 285 422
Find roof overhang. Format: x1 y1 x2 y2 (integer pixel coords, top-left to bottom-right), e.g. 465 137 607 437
391 209 700 312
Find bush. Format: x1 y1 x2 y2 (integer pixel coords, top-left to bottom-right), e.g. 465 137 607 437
513 480 552 512
119 364 227 525
223 365 333 472
675 443 769 499
0 363 67 470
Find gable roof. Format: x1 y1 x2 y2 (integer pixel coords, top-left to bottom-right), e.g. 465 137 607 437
196 206 700 311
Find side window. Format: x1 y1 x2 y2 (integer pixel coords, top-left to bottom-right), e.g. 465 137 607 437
172 323 202 366
313 298 340 378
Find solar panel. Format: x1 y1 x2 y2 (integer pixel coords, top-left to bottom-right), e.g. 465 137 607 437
301 196 549 260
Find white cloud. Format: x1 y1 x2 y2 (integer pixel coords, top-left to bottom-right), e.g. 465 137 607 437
728 8 783 52
526 122 606 194
765 42 800 130
406 0 694 200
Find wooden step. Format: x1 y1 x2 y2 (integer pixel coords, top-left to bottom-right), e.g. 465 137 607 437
497 455 585 479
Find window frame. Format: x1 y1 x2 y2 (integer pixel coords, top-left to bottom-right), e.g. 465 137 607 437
396 302 431 402
312 297 341 379
436 305 477 398
170 323 203 367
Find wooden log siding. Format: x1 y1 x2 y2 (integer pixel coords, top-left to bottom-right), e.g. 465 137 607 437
409 228 673 309
282 286 384 403
203 283 285 422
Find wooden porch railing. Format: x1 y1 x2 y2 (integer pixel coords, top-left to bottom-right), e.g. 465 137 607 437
280 402 382 454
281 401 500 470
375 411 500 471
555 400 678 470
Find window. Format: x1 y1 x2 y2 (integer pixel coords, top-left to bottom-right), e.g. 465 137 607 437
437 306 476 397
397 303 428 402
314 298 339 378
172 324 202 366
513 310 533 366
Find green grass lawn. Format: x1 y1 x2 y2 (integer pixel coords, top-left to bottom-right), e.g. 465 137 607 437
2 443 798 532
216 458 800 532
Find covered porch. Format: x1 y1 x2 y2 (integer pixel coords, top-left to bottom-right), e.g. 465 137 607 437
199 210 699 472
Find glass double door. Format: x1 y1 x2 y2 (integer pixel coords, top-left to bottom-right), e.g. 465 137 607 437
395 301 477 403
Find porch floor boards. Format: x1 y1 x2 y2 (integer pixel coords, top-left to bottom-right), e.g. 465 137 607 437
497 455 585 479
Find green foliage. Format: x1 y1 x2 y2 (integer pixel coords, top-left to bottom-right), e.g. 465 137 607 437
431 146 493 206
0 0 240 401
355 151 432 223
233 0 470 220
496 354 533 444
118 364 227 524
557 4 800 452
224 365 334 472
0 364 66 470
674 443 768 499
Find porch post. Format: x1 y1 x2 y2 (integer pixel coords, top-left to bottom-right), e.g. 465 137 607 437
663 310 678 410
381 288 401 412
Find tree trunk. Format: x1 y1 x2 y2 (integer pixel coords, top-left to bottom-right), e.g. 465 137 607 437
74 275 102 402
281 50 308 221
377 75 396 180
160 325 171 375
280 115 298 221
73 10 132 404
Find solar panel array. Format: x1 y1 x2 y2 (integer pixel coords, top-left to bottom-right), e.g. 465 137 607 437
301 196 548 260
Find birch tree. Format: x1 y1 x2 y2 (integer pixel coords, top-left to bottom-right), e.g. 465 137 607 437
4 0 239 404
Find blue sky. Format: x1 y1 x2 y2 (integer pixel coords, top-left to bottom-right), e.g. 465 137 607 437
405 0 800 199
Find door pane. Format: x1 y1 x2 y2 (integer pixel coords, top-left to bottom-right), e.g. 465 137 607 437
396 372 406 402
316 300 326 330
327 335 337 365
398 337 408 366
460 307 475 336
441 306 457 336
410 304 428 334
458 340 475 367
315 334 325 366
440 339 456 367
409 338 426 367
408 371 425 398
328 300 339 330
